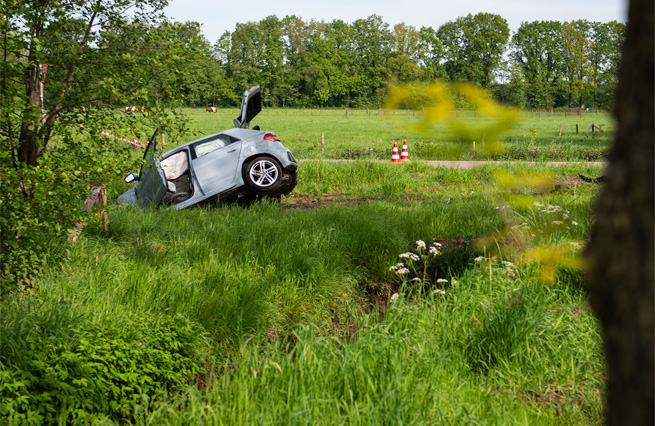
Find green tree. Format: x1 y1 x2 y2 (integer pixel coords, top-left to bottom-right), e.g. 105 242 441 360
0 0 192 287
213 31 239 106
350 15 392 106
437 13 509 87
281 15 310 106
257 15 285 106
225 21 261 100
172 22 215 107
511 21 565 108
587 21 626 109
418 26 447 81
561 21 591 107
462 13 510 86
490 60 528 107
387 23 424 84
436 19 466 82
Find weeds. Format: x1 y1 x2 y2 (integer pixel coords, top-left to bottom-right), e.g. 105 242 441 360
0 161 605 424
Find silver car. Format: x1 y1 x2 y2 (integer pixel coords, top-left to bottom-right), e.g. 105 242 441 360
118 86 298 208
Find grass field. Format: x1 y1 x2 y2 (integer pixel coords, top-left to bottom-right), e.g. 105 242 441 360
174 107 614 162
0 109 609 424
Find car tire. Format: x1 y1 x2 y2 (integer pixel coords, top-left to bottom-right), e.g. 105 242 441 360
244 157 282 195
280 170 298 196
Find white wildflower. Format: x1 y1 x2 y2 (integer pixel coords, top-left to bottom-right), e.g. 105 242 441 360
436 278 448 283
451 278 459 285
429 246 441 255
416 240 426 249
399 252 420 261
396 267 410 275
432 289 446 296
411 277 422 282
572 221 579 226
533 201 543 207
552 221 564 225
390 293 399 303
389 262 404 271
570 241 584 250
474 256 485 262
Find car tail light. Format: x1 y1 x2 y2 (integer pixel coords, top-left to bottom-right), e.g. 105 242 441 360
264 133 280 142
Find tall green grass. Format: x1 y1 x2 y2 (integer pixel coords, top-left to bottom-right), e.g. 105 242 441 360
1 161 605 424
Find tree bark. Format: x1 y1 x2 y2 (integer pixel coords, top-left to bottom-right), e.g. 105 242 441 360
585 0 654 424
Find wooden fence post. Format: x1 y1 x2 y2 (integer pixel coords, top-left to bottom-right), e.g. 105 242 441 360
68 185 108 244
559 125 562 137
576 124 579 134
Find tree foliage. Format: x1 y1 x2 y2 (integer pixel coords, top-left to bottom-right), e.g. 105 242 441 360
0 0 198 289
174 14 623 110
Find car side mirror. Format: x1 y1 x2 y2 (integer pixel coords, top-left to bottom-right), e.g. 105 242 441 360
124 173 139 183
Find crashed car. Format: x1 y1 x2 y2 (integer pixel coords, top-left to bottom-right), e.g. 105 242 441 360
118 86 297 208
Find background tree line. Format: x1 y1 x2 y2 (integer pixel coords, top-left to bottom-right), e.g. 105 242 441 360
177 14 625 110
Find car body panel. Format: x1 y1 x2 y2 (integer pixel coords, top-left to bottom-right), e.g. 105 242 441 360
191 138 242 194
117 86 297 209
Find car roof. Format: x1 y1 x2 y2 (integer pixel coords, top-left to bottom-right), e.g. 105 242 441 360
161 128 265 157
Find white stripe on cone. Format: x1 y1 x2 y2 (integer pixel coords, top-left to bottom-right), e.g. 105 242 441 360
391 142 400 163
400 140 411 162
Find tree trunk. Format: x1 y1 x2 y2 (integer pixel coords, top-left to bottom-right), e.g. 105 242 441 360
585 0 654 424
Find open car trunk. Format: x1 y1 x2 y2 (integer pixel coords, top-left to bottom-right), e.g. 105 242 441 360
233 85 262 129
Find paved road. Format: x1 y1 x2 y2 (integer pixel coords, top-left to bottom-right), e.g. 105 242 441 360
300 159 608 169
423 160 608 169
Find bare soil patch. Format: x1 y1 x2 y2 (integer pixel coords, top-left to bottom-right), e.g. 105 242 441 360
283 193 379 209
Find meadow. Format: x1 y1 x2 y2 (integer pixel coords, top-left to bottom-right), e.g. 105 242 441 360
0 108 610 424
177 107 614 162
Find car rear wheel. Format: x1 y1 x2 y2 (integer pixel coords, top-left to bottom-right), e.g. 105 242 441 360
244 157 282 195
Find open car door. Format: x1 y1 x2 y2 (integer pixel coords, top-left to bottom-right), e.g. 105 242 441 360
233 85 262 129
134 130 168 206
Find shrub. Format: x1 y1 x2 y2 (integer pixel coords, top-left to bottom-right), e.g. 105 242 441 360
0 314 208 424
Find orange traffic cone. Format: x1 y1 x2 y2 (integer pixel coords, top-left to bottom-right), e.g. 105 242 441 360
391 142 400 163
400 140 411 162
